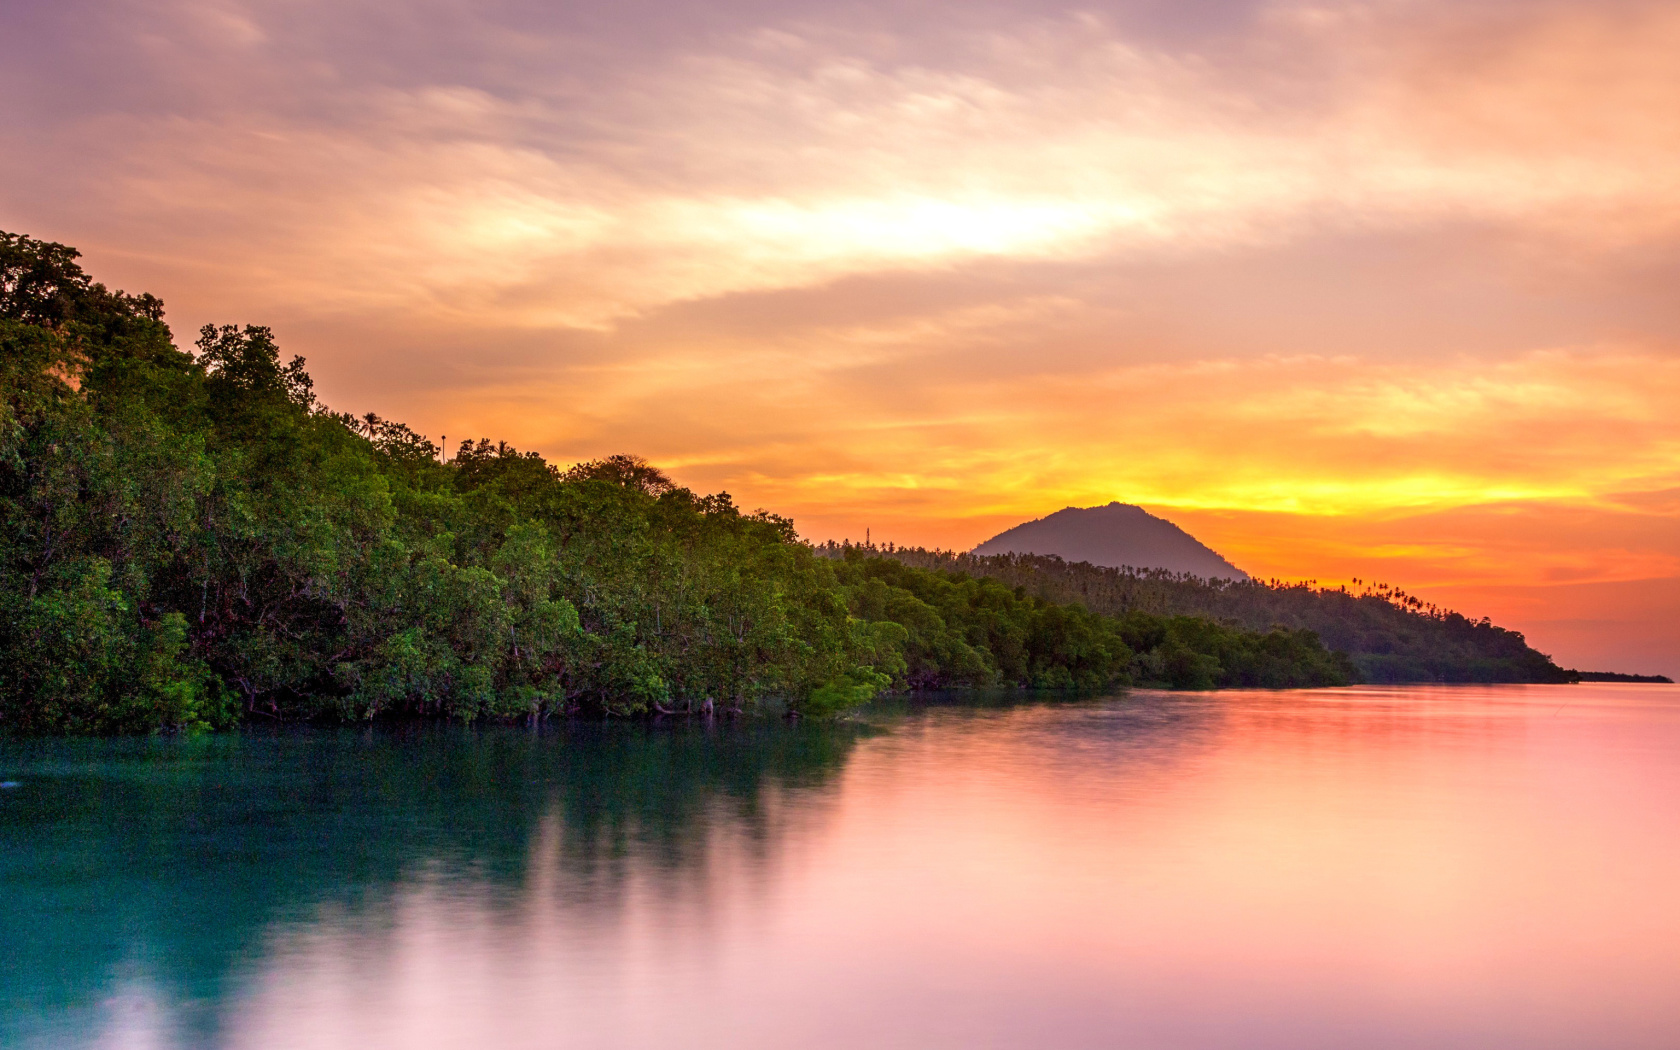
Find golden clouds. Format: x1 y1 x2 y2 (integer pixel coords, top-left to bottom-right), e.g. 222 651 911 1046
415 337 1680 563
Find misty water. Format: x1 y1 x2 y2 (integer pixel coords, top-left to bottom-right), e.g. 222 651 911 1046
5 684 1680 1050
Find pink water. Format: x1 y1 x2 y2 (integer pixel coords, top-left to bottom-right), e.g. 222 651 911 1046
13 684 1680 1048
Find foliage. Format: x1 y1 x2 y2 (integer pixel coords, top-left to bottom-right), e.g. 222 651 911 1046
829 551 1355 691
845 544 1575 684
0 231 1359 734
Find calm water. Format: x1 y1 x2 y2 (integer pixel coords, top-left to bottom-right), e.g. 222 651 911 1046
4 684 1680 1049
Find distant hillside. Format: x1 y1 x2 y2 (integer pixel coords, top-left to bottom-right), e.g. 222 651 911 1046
849 546 1574 685
1576 671 1674 684
974 503 1248 580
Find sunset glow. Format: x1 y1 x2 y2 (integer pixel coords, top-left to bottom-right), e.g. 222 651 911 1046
3 0 1676 674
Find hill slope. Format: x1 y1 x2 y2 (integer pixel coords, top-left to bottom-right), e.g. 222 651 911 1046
974 503 1248 580
869 547 1573 685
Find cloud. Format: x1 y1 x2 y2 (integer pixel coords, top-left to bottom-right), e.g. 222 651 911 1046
394 336 1679 542
10 0 1680 328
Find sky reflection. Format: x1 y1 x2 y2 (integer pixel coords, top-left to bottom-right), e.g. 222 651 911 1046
7 687 1680 1049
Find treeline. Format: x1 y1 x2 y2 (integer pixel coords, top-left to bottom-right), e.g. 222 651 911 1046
1576 671 1673 684
0 231 1353 734
832 554 1355 691
830 543 1574 684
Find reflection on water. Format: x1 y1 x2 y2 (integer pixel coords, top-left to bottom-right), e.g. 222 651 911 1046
0 721 865 1048
5 685 1680 1049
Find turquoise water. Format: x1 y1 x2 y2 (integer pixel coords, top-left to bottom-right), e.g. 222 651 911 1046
4 684 1680 1049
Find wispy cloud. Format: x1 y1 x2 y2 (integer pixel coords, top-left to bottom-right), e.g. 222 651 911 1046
12 1 1680 324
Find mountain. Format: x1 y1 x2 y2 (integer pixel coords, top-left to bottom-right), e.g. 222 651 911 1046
973 503 1248 580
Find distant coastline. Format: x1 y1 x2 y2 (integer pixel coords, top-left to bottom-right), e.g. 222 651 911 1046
1574 671 1675 684
834 543 1655 687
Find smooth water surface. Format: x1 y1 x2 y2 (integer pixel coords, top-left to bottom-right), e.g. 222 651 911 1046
5 684 1680 1049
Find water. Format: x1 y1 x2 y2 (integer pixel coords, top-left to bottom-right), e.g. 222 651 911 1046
4 684 1680 1049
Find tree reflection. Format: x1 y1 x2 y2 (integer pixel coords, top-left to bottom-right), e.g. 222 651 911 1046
0 721 866 1046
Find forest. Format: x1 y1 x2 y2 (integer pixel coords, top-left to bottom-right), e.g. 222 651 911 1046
0 229 1487 735
851 545 1581 684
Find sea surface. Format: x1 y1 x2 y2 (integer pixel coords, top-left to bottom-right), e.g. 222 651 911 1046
4 684 1679 1049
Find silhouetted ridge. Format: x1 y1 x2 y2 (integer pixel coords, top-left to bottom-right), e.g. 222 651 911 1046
1575 671 1673 684
859 547 1575 685
974 503 1247 580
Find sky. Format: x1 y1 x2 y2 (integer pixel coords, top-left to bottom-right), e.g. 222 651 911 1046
3 0 1677 675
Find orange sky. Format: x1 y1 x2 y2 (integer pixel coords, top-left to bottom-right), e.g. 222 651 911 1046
3 0 1677 674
